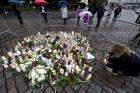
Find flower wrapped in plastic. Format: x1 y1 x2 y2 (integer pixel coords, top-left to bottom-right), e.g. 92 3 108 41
0 32 95 89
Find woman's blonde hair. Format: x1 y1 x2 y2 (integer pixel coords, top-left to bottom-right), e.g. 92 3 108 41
111 44 132 56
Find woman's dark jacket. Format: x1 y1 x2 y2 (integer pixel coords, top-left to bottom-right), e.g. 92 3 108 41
107 52 140 76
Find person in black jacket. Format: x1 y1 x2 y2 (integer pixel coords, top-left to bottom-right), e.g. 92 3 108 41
103 44 140 77
113 6 122 22
12 6 23 24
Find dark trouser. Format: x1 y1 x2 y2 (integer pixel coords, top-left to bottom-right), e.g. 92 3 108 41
95 17 102 28
42 13 48 23
113 14 118 22
64 18 67 25
16 15 23 24
77 16 80 25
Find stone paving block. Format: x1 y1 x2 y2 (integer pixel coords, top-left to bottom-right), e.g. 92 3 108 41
8 87 17 93
0 72 3 79
5 71 13 79
72 84 80 91
45 87 54 93
41 82 49 92
7 76 15 90
91 82 102 93
131 80 140 89
109 76 123 87
15 76 25 85
17 81 28 93
0 66 3 72
80 83 89 91
33 88 43 93
102 80 118 89
102 90 109 93
0 86 6 93
78 88 86 93
132 77 140 84
123 87 136 93
92 78 103 86
0 78 5 87
102 84 113 93
88 87 98 93
125 82 135 90
64 86 75 93
114 88 127 93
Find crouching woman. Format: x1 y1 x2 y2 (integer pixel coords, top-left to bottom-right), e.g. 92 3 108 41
103 44 140 77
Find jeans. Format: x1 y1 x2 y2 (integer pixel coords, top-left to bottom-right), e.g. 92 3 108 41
16 15 23 24
64 18 67 25
89 16 93 25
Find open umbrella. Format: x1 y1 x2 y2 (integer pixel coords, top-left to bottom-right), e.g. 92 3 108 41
34 0 48 5
79 10 92 17
8 0 24 5
57 0 68 7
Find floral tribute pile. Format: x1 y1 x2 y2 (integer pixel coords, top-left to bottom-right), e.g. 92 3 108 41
1 32 95 88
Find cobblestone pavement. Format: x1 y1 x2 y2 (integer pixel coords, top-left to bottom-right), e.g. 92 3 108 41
0 13 140 93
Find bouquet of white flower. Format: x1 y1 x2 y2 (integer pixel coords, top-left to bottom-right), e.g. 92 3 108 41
0 32 95 89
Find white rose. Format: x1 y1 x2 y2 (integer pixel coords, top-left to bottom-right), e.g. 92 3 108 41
81 70 85 75
65 72 68 77
16 51 21 56
52 81 56 85
15 66 21 72
7 51 14 57
52 70 56 75
86 74 92 81
53 50 57 53
38 75 45 82
49 49 52 53
3 63 8 68
60 68 64 74
88 67 92 72
1 56 8 63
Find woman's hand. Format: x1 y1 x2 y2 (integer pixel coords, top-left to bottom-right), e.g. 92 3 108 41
103 58 109 65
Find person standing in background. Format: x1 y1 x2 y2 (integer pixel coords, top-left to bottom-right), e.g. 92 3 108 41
12 6 23 24
88 3 94 26
113 6 122 22
76 5 81 26
83 13 89 30
105 3 114 23
41 5 48 24
61 6 68 25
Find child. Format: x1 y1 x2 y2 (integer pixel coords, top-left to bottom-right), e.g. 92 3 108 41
83 13 89 30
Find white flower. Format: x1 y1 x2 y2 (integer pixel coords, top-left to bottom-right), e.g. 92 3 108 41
88 67 92 72
53 50 57 53
65 72 68 77
3 63 8 68
81 70 85 75
17 42 21 46
38 75 45 82
15 67 21 72
20 64 26 72
49 49 52 53
34 47 41 52
52 70 56 75
7 51 14 58
31 78 36 85
52 81 56 85
1 56 8 63
60 68 64 74
37 69 47 74
72 68 75 73
86 74 92 81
